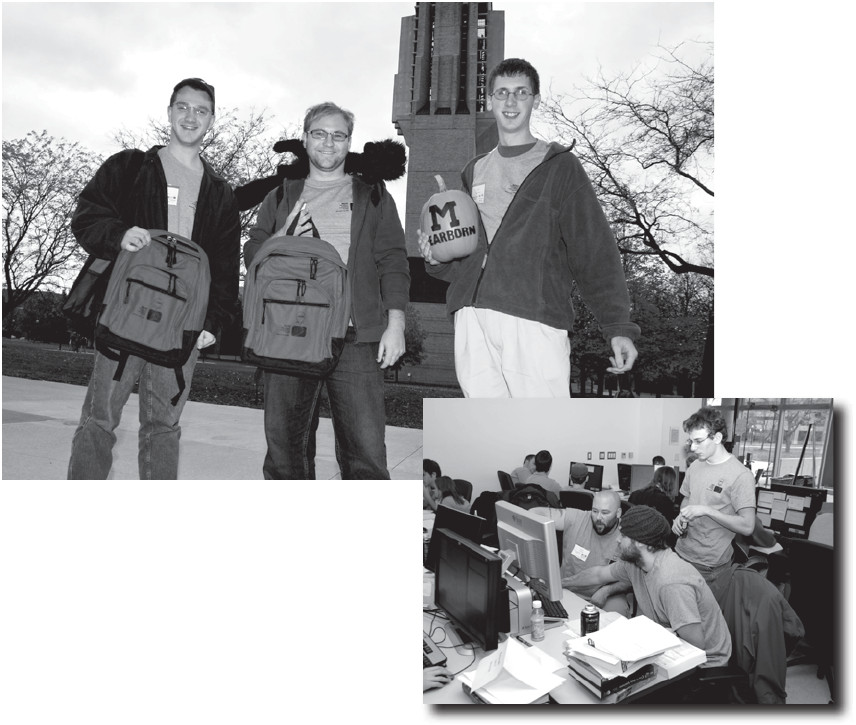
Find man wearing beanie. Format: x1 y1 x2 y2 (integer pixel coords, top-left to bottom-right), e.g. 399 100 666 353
565 505 732 668
672 406 756 604
531 490 629 616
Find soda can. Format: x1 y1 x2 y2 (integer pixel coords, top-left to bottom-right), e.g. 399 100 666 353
581 603 600 635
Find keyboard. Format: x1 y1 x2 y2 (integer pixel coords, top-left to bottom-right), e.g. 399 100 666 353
423 633 447 668
529 587 569 619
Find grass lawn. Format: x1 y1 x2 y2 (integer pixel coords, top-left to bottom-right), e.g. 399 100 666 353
2 338 462 429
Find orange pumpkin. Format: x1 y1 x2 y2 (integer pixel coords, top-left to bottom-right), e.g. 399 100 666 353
420 175 479 263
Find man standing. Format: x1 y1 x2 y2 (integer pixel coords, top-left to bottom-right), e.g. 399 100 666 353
672 406 756 603
246 102 410 479
419 58 639 397
531 490 628 615
68 78 240 479
525 450 561 494
510 454 536 485
567 505 732 668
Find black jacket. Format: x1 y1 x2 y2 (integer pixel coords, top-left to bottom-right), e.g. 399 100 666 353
71 146 241 336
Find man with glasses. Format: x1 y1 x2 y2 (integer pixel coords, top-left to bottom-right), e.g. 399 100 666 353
672 406 756 602
419 58 639 397
68 78 240 479
245 102 409 479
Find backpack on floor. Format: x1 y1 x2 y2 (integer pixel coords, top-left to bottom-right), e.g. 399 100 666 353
242 216 350 377
94 229 210 405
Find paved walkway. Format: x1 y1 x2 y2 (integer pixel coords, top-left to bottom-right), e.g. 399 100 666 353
2 376 422 480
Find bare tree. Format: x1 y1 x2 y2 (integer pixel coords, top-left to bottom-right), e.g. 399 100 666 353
538 41 714 278
2 131 100 330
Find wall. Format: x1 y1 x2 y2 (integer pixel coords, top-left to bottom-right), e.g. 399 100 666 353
423 398 703 501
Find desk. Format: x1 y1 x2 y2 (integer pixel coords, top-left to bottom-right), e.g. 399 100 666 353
423 583 695 705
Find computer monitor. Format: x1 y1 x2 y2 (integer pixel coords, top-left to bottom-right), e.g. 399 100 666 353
494 500 563 603
425 507 486 573
617 463 632 492
433 527 507 651
629 464 655 492
570 462 604 491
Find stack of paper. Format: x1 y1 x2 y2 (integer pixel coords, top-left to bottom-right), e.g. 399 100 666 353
457 637 565 704
651 639 707 679
564 615 683 698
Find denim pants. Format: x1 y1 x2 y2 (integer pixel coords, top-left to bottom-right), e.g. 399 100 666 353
67 348 199 479
262 332 389 480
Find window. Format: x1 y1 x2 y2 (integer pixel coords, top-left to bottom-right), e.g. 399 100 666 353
708 399 833 491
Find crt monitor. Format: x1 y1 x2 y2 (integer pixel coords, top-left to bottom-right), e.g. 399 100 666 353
630 464 655 492
425 507 485 573
570 461 604 491
494 500 563 603
433 527 507 651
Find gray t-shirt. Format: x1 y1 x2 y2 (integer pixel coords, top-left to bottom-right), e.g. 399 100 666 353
158 147 203 239
675 455 756 567
471 139 549 243
555 508 620 598
608 549 732 667
302 177 353 264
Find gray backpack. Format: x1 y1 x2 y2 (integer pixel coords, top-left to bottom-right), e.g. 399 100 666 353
95 230 210 405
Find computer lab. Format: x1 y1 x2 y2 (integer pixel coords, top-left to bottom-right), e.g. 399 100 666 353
422 397 835 706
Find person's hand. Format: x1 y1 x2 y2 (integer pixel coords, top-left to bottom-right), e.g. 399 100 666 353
417 229 441 266
273 198 310 237
680 504 709 523
120 226 151 252
423 665 453 691
377 310 405 369
607 336 638 374
196 330 216 349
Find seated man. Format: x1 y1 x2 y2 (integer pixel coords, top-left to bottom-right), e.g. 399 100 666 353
565 505 732 668
510 454 536 486
423 459 442 511
569 462 589 488
531 490 629 615
525 449 562 494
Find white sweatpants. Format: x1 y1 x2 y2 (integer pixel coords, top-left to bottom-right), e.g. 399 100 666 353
453 307 571 398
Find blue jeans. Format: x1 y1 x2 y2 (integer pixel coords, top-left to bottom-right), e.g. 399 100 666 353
67 348 199 479
262 331 389 480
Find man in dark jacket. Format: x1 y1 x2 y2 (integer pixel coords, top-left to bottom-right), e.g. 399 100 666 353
245 102 410 480
419 58 639 397
67 77 240 479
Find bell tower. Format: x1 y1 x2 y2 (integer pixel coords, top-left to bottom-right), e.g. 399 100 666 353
392 2 505 302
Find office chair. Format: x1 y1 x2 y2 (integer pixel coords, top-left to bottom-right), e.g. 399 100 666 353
807 512 833 546
783 538 835 703
559 490 593 511
496 470 514 492
453 479 473 503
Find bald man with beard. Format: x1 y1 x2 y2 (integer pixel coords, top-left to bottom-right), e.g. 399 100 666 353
531 490 629 615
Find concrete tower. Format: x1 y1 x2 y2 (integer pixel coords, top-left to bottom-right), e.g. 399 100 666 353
392 2 504 303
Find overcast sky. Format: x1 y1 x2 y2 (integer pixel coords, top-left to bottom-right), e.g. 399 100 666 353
2 1 713 212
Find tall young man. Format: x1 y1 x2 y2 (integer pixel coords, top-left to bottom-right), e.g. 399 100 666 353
68 78 240 479
672 406 756 603
420 58 640 397
246 102 410 479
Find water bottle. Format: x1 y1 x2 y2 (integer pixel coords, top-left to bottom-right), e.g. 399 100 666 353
531 600 545 641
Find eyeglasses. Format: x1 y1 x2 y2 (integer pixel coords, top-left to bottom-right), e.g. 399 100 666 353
490 87 534 101
687 435 713 447
172 102 212 119
308 129 350 143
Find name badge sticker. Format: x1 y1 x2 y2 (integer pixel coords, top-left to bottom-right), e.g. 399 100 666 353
571 544 590 562
167 186 179 206
471 184 485 204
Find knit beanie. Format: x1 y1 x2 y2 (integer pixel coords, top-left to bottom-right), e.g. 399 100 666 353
619 505 671 547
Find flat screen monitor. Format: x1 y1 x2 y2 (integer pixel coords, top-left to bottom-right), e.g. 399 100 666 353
630 464 655 492
494 500 563 603
617 463 632 492
570 462 604 491
433 527 507 651
425 507 485 573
